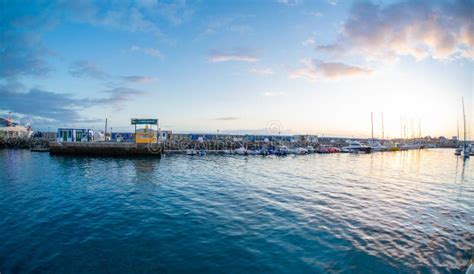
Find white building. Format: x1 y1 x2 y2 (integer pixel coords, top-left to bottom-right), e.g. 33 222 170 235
0 118 32 138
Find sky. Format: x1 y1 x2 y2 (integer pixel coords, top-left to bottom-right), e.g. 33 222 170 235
0 0 473 138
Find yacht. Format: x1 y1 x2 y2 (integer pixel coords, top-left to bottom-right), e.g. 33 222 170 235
289 147 308 155
368 140 388 152
341 141 371 153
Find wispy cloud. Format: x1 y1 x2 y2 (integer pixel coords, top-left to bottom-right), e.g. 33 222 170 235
69 60 109 80
130 45 163 58
200 15 254 37
209 48 259 63
304 11 323 17
302 37 316 46
213 117 240 121
263 91 286 97
120 76 157 83
277 0 299 6
290 59 372 81
318 0 473 61
250 68 274 75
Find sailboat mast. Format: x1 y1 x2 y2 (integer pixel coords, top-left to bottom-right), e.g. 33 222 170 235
457 119 460 145
371 112 374 141
462 97 467 143
381 112 384 143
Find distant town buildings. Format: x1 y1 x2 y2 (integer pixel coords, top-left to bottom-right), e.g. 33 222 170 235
0 117 32 138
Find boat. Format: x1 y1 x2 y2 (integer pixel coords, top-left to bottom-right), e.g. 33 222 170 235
288 147 308 155
247 149 258 155
234 147 248 155
306 146 315 153
317 145 340 153
275 145 288 156
368 140 388 151
341 141 371 153
186 149 198 155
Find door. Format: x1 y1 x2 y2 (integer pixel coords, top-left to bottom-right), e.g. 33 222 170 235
62 131 67 142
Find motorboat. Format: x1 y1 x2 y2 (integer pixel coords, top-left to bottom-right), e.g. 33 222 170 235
368 141 388 152
306 146 315 153
186 149 197 155
341 141 371 153
235 147 248 155
289 147 308 155
275 146 288 156
317 145 340 154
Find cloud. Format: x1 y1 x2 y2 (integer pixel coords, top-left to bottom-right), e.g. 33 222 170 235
263 91 286 97
277 0 299 6
62 1 195 37
209 49 259 63
290 59 372 81
0 87 89 123
306 11 323 17
213 117 240 121
0 2 55 81
318 0 474 61
250 68 274 75
121 76 157 83
302 38 316 46
0 84 148 124
69 60 109 80
201 15 254 37
130 45 163 58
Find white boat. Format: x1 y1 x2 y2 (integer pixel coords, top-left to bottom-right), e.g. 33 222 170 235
455 146 463 156
341 141 371 153
275 145 288 156
235 147 248 155
186 149 197 155
368 141 388 151
306 146 315 153
463 144 471 158
288 147 308 155
399 143 422 150
247 149 258 155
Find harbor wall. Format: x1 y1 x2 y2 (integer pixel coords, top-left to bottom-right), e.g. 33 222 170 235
49 142 162 157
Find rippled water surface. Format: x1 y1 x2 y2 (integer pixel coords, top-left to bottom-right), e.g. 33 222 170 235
0 149 473 273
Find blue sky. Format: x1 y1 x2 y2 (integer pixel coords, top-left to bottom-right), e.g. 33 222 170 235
1 0 473 138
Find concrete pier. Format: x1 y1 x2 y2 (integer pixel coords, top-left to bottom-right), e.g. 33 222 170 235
49 142 162 157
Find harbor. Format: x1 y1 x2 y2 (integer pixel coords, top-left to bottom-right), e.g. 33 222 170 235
1 115 470 156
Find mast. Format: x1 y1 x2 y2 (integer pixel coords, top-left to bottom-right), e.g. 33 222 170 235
105 118 108 141
371 112 374 141
381 112 384 144
457 119 460 146
462 97 467 144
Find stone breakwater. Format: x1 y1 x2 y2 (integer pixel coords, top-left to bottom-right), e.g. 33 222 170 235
0 137 49 149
